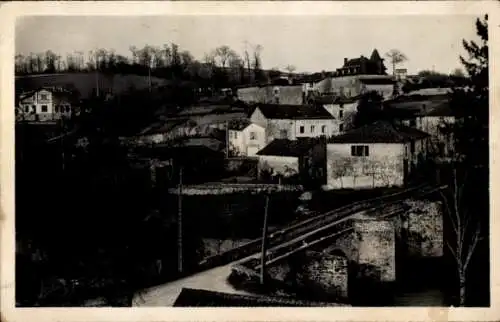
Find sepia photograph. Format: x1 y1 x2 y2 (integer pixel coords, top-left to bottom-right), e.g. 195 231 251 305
1 1 497 321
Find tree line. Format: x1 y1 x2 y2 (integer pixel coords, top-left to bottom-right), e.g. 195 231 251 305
15 43 274 88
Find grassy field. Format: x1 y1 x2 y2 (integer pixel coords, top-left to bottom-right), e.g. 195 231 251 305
15 73 171 99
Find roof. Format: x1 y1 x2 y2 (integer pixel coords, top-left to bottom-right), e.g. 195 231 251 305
228 119 252 131
360 78 396 85
256 138 316 157
255 104 334 120
313 95 360 105
139 118 190 136
418 101 454 117
173 288 343 307
329 120 430 144
19 87 76 101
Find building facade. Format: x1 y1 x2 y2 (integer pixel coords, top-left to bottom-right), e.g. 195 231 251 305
325 121 429 190
17 88 75 122
228 121 266 157
250 104 338 143
237 85 305 105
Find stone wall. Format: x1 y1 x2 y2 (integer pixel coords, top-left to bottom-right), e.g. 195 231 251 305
296 251 348 300
265 251 349 301
403 199 444 258
354 219 396 282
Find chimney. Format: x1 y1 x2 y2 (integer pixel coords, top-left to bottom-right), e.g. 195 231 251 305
344 58 348 65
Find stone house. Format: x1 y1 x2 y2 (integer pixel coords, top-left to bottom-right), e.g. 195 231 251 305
17 87 77 122
336 49 387 76
237 84 305 105
325 121 430 190
227 120 266 157
385 97 456 160
312 50 395 99
249 104 337 143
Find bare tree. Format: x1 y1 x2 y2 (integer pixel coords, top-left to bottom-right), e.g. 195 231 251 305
214 45 235 69
385 49 408 76
441 168 482 306
285 65 296 75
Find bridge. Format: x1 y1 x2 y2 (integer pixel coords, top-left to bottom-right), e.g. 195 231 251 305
133 184 446 306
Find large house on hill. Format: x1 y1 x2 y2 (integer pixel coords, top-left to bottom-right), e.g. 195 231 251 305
336 49 387 76
16 87 77 122
325 120 430 190
313 49 396 99
249 104 338 143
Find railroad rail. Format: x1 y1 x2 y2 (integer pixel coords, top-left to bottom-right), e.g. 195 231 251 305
199 184 446 270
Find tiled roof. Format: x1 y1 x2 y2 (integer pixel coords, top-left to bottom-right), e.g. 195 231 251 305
256 138 316 157
256 104 334 120
173 288 344 307
314 95 360 105
139 118 191 136
329 120 430 144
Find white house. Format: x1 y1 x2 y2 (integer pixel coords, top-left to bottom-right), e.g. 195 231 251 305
228 120 266 157
325 121 430 190
250 103 338 143
313 96 359 133
17 88 75 122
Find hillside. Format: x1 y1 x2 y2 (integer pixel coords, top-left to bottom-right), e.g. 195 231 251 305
15 73 172 99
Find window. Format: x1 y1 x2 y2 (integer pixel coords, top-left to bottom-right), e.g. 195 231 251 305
249 132 257 140
66 106 70 113
40 94 48 100
280 129 288 138
339 123 344 132
310 125 315 133
234 132 238 139
351 145 369 157
24 106 29 113
339 110 344 119
299 126 305 134
321 125 327 134
410 141 416 154
55 106 59 113
41 105 48 112
31 105 36 113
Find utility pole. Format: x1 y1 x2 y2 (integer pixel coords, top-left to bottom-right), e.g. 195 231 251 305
177 165 183 273
226 120 230 158
260 194 270 285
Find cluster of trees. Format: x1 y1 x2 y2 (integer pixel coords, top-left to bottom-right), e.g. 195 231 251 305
15 43 273 89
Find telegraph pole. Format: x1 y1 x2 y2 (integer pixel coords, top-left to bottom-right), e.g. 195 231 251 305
177 166 184 273
226 120 230 158
260 194 270 285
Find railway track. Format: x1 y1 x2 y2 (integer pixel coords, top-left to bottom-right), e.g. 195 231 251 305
199 184 445 270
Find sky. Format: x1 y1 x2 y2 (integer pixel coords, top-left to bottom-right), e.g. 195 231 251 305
16 15 479 75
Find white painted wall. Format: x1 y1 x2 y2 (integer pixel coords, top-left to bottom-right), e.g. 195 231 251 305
295 119 337 138
229 123 266 157
326 143 405 190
